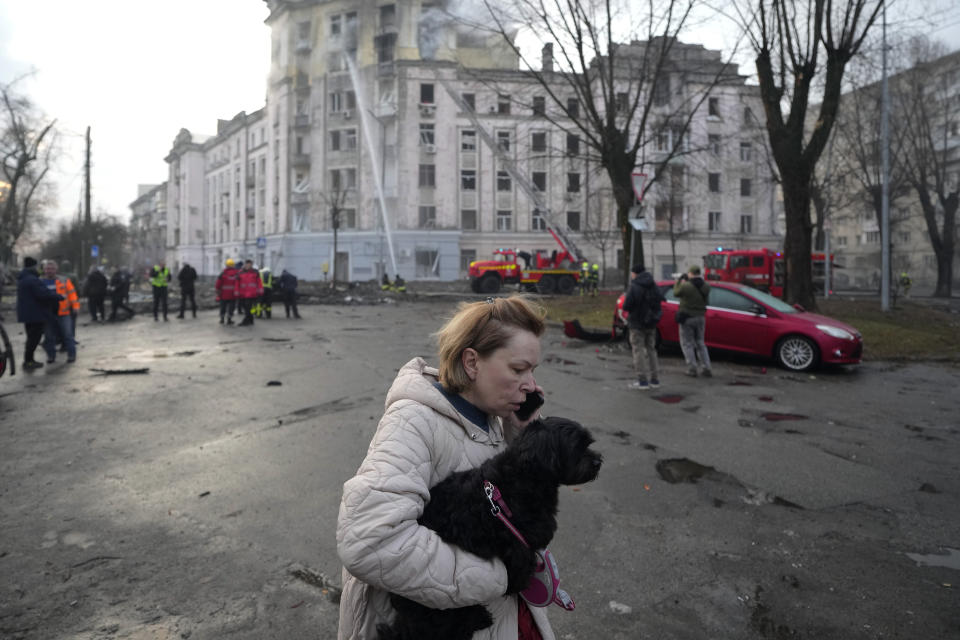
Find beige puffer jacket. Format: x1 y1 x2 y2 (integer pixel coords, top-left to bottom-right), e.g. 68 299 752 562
336 358 555 640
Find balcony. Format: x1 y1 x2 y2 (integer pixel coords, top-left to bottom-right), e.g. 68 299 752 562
291 192 310 205
291 153 311 166
245 174 256 187
295 39 312 54
294 114 310 128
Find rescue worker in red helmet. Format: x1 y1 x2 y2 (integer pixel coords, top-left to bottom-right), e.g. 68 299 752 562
236 260 263 326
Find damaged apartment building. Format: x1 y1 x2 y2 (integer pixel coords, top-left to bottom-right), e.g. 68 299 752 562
145 0 779 282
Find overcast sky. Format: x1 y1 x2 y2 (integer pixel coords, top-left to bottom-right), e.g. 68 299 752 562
0 0 271 226
2 1 959 231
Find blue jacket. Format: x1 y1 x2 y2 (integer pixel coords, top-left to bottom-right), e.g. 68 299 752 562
16 267 62 324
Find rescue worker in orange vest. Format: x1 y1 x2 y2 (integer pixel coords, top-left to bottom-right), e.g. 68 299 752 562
39 259 79 364
236 260 263 326
215 259 240 324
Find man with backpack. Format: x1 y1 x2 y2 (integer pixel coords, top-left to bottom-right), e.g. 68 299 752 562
673 265 712 378
622 264 664 390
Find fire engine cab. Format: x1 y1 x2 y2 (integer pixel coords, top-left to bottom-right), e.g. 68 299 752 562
703 247 836 298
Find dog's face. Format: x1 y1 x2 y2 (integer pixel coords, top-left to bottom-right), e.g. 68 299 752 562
515 416 602 485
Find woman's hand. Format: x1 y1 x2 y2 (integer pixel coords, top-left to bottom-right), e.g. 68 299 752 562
504 384 545 431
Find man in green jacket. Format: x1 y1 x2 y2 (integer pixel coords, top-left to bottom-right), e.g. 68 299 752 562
673 265 712 377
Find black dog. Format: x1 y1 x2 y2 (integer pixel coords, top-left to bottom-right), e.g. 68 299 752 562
376 416 603 640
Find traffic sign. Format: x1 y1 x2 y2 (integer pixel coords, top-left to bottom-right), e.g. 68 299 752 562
631 172 648 203
256 236 267 249
91 245 99 258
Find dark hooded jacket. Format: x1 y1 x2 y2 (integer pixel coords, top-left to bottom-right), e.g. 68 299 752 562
623 270 664 329
16 267 62 324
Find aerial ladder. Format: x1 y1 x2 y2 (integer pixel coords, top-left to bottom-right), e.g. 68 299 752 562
436 75 585 266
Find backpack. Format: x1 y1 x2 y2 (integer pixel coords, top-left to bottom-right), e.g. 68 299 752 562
641 289 664 327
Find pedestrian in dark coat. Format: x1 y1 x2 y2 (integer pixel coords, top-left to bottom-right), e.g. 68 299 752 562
278 269 301 319
177 263 198 319
15 257 62 370
622 265 664 390
108 267 135 321
83 266 109 322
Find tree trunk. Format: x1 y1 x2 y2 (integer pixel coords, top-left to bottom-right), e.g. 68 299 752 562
781 178 816 309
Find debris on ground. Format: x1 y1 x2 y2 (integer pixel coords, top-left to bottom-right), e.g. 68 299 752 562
89 368 150 375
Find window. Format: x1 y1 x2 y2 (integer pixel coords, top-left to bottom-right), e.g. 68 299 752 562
708 134 721 156
329 130 341 151
740 178 752 197
461 130 477 151
567 172 580 193
461 169 477 190
460 249 477 272
744 106 754 124
415 249 439 277
345 129 357 150
532 209 547 231
531 132 546 152
866 231 880 243
498 94 511 114
461 209 477 230
330 15 341 35
709 173 721 193
496 130 511 152
346 90 356 109
339 208 357 229
898 231 911 244
752 256 765 267
567 210 581 231
420 83 434 104
566 134 580 155
708 97 720 117
496 210 512 231
616 92 629 113
419 163 436 188
708 288 756 313
379 4 395 27
739 141 752 162
497 171 512 191
297 21 310 41
566 98 579 118
330 92 343 112
709 211 721 231
462 93 476 111
532 172 546 191
532 96 546 115
837 236 848 246
740 215 753 234
420 123 435 145
329 169 341 190
418 205 436 228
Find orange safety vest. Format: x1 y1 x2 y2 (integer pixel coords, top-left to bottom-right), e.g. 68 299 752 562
54 277 80 316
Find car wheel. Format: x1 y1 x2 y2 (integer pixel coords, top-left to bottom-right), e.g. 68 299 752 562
556 275 576 295
479 274 501 294
775 335 819 371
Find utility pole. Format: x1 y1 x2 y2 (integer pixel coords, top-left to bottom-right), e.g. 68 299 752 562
880 4 891 311
82 126 92 275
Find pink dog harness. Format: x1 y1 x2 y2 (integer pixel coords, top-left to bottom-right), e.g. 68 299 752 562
483 481 576 611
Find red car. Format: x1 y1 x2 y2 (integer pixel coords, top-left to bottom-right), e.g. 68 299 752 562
614 281 862 372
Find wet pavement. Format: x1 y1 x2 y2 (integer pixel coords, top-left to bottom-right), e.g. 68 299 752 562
1 298 958 639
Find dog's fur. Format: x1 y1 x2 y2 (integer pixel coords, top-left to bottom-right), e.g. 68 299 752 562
376 416 603 640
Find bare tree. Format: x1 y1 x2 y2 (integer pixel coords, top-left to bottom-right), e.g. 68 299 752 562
1 78 57 264
317 184 351 288
735 0 883 308
476 0 738 277
898 37 958 297
582 187 619 285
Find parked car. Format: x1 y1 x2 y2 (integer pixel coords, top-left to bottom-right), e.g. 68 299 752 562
614 281 862 372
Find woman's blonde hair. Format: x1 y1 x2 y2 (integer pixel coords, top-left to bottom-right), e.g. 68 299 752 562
435 296 545 393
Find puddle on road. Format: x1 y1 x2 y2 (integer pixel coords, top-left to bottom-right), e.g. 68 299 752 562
905 548 960 571
762 412 808 421
656 458 714 483
653 394 684 404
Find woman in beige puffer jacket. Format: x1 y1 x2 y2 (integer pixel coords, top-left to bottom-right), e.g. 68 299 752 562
336 298 553 640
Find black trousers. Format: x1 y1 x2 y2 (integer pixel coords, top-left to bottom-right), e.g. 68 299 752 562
110 295 135 320
179 289 196 317
88 294 106 320
219 299 236 321
152 286 168 319
238 298 255 324
23 322 45 363
283 291 300 317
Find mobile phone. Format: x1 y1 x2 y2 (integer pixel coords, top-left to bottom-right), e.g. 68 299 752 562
515 391 544 421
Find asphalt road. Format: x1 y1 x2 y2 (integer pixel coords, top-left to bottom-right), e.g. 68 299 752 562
1 297 958 639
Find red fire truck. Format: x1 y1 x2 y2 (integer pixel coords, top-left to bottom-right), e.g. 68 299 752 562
702 248 836 298
468 247 581 294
